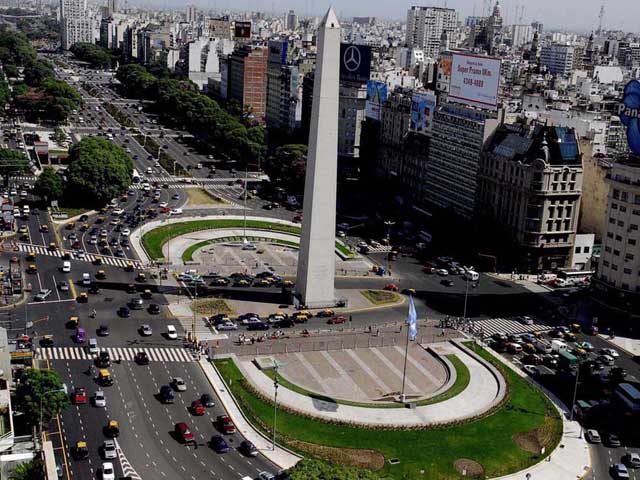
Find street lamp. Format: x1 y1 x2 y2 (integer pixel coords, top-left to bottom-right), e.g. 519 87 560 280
383 220 395 274
272 361 280 451
40 388 66 435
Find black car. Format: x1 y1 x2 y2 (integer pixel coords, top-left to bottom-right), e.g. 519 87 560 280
441 279 454 287
239 440 258 457
88 284 100 294
118 306 131 318
95 351 110 368
247 322 269 331
135 351 149 365
98 325 109 336
276 318 295 328
148 304 161 314
201 393 215 407
210 435 230 453
159 385 174 403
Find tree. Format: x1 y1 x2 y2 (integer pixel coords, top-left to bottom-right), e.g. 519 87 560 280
65 137 132 207
69 42 113 69
9 459 44 480
0 148 28 186
34 166 63 202
14 369 69 429
287 459 381 480
51 127 66 145
23 59 54 87
264 144 307 193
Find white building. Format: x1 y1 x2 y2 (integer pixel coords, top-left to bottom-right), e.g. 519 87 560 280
60 0 94 49
405 6 457 58
511 24 533 49
572 233 595 270
187 38 232 90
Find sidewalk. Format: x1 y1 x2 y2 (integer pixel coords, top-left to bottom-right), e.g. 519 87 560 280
198 358 301 470
481 343 591 480
599 334 640 356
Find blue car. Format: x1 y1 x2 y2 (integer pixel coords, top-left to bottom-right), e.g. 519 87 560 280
211 435 230 453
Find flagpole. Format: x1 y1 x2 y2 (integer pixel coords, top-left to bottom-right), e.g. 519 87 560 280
400 296 412 403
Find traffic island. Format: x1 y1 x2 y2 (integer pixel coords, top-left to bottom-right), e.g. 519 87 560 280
212 340 562 479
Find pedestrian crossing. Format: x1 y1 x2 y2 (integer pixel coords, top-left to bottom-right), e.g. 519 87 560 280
140 176 260 184
16 243 143 269
367 245 393 253
38 346 197 362
470 317 554 338
129 183 241 191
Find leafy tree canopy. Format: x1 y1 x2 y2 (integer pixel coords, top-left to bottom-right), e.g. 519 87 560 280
34 166 63 201
9 458 44 480
14 369 69 428
69 42 113 69
0 148 28 179
65 137 132 206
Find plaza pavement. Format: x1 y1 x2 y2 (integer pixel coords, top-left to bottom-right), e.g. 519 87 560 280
230 340 506 427
600 333 640 356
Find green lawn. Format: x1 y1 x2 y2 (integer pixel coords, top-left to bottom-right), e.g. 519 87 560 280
261 354 470 409
214 343 561 480
142 219 354 261
361 289 401 305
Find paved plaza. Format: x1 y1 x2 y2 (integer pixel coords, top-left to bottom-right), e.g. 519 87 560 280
269 345 449 402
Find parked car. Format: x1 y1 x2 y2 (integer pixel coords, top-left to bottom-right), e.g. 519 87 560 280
586 429 601 443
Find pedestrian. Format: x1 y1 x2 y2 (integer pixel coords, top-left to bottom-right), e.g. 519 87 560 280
251 337 255 345
441 328 445 337
376 328 379 337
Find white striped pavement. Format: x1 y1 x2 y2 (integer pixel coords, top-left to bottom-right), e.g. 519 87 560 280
470 317 554 338
38 346 196 362
16 243 142 269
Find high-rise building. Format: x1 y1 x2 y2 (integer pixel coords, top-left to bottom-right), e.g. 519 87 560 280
208 16 233 40
511 24 533 49
405 6 457 58
228 45 268 122
60 0 94 50
186 5 198 23
424 103 502 219
296 8 341 308
477 123 583 271
338 81 368 160
594 157 640 310
266 40 300 131
286 10 298 31
540 44 575 77
106 0 117 17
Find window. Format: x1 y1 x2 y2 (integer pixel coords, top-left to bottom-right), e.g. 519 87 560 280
610 217 616 224
607 232 614 239
626 253 635 261
632 224 639 231
614 249 620 256
575 246 582 254
612 203 618 210
620 206 627 213
618 220 625 227
633 209 640 216
612 264 619 271
616 235 623 241
548 207 555 218
630 239 637 246
584 246 590 253
624 268 632 274
622 191 629 202
613 189 620 199
603 260 610 267
605 246 612 253
635 194 640 205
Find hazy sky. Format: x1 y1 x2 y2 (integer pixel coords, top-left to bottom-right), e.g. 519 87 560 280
136 0 639 33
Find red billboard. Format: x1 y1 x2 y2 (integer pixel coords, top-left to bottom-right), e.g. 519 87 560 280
234 21 251 39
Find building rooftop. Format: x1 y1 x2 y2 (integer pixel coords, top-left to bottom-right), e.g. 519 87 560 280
487 123 581 166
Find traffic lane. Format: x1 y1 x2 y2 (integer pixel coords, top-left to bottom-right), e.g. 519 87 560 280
588 442 640 480
160 361 277 477
571 332 640 379
55 359 120 480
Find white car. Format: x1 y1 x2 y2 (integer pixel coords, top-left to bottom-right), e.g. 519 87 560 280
216 321 238 331
94 390 106 408
258 472 276 480
600 348 619 358
112 208 124 215
436 269 449 276
523 365 537 376
159 202 168 208
101 462 115 480
172 377 187 392
88 338 99 354
89 235 98 245
586 429 601 443
166 325 178 340
170 208 183 215
121 228 130 237
140 324 153 336
102 439 116 459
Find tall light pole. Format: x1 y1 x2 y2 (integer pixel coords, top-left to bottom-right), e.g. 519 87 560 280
384 220 395 274
462 277 470 321
570 362 581 422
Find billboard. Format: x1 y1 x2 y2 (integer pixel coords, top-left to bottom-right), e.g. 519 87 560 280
234 21 251 38
410 91 437 132
339 43 372 83
268 40 288 65
365 80 388 121
448 53 501 110
619 80 640 155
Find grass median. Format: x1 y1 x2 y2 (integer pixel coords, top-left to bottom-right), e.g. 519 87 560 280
214 343 561 479
142 219 354 261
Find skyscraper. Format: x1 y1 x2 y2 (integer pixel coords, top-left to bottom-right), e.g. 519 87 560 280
405 6 457 58
60 0 94 50
295 7 341 307
286 10 298 31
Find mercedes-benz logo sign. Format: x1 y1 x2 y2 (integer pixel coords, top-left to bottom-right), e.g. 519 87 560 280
343 45 361 72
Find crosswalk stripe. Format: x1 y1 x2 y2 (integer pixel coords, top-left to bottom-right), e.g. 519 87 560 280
470 317 554 338
15 242 143 268
37 347 196 362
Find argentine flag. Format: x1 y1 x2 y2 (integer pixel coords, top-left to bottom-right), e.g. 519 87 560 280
407 295 418 341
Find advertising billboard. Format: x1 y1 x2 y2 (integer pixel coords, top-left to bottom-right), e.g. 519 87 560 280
448 53 501 110
410 91 437 132
619 79 640 155
234 21 251 38
365 80 388 121
339 43 372 83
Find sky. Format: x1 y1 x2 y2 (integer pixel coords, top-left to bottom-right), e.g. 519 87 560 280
132 0 640 33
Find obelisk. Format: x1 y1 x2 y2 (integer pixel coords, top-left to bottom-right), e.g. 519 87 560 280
295 7 340 307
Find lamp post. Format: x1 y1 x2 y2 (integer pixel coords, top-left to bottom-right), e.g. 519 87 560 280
462 277 470 322
272 360 284 451
570 361 581 422
383 220 395 274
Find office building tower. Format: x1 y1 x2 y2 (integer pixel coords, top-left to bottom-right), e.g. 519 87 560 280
540 44 575 77
286 10 298 31
228 45 268 122
477 123 583 271
186 5 198 23
266 40 300 131
424 103 502 219
405 6 457 58
60 0 94 50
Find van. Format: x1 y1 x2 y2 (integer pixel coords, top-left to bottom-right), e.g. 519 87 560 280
551 339 568 352
464 270 480 281
62 261 71 273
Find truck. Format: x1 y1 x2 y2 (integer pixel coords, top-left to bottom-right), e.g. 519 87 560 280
558 350 578 369
551 339 568 352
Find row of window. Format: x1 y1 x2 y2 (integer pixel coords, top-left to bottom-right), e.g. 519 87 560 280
603 247 635 261
607 232 637 246
600 274 640 293
612 188 640 204
608 217 640 230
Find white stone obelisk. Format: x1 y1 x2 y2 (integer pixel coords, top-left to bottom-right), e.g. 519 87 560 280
295 7 340 307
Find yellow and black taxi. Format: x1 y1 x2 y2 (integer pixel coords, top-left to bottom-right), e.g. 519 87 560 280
39 224 49 233
124 262 134 272
141 289 153 299
135 272 146 282
40 335 54 347
66 221 75 230
26 251 36 261
26 264 37 274
77 292 88 303
48 242 57 251
98 369 113 386
68 316 79 328
93 256 104 266
105 420 119 438
73 441 89 460
95 269 106 279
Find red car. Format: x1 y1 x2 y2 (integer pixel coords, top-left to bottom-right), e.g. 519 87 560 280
217 415 236 434
174 422 194 443
422 266 435 274
292 214 303 223
327 316 347 325
72 387 87 405
161 207 171 214
384 283 399 292
191 400 205 416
